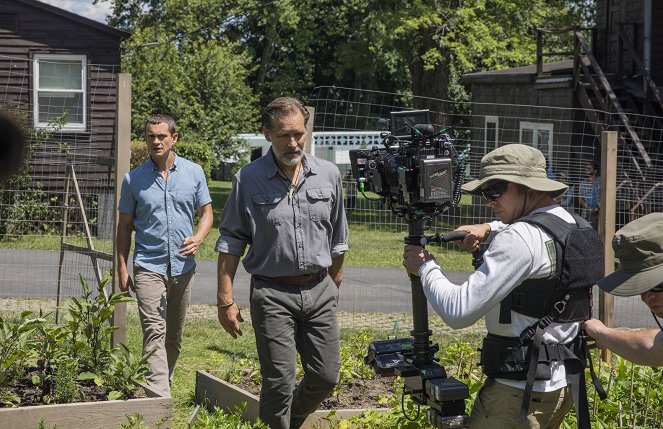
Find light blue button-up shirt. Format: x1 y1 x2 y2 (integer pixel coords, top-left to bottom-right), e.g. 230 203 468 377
118 155 212 276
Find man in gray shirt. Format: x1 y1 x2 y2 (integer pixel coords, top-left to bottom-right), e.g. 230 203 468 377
216 97 348 429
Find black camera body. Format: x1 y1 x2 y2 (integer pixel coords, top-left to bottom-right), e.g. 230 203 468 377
349 110 464 218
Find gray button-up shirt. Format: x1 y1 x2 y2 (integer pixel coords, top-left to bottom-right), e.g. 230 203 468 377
216 148 348 277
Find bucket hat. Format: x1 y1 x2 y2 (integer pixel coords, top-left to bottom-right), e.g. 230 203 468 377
597 212 663 296
461 144 567 198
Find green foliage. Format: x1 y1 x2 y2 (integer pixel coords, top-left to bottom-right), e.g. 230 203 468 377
120 8 258 158
0 274 154 408
190 404 269 429
104 344 152 400
52 358 83 404
0 312 45 391
119 413 167 429
174 141 217 182
130 139 219 181
66 273 134 371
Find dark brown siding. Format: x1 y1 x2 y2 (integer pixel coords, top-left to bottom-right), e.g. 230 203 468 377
0 0 125 192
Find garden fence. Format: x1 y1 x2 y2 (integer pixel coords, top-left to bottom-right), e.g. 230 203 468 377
309 85 663 334
0 54 120 314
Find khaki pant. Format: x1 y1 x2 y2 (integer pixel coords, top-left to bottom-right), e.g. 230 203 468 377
469 380 574 429
133 264 195 398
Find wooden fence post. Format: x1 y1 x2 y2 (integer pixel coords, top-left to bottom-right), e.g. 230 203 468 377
111 73 132 347
599 130 617 362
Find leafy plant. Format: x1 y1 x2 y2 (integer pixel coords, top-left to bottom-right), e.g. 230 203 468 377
104 344 153 400
0 312 45 388
52 357 83 404
66 273 134 371
190 404 269 429
119 413 168 429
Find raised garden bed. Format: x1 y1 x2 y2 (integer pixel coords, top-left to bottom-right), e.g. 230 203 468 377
0 384 172 429
194 370 390 429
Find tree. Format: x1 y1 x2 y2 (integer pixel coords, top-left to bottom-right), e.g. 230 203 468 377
111 1 258 159
102 0 595 120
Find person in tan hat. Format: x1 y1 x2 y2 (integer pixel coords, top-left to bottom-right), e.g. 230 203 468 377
583 212 663 366
403 143 604 429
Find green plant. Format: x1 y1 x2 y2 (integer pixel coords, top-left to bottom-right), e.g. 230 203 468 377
0 312 45 389
65 273 134 371
52 357 83 404
119 413 167 429
190 404 269 429
38 418 58 429
104 344 153 400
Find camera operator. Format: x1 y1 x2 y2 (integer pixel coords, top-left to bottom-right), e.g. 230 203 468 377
403 144 603 429
583 212 663 366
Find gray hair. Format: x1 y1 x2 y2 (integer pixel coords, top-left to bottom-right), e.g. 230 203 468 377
262 97 309 130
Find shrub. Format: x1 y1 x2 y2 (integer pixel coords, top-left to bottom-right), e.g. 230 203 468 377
130 139 216 181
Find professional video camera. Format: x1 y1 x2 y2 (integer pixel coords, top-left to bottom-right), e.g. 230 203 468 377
350 110 470 428
349 109 467 218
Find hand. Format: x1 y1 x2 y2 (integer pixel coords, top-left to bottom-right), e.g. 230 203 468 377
403 245 435 276
180 235 202 256
118 271 135 295
582 319 608 349
218 303 244 339
455 224 490 253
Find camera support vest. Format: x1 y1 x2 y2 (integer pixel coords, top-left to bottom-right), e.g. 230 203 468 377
478 212 606 429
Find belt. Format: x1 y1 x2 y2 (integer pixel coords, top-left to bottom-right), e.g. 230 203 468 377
254 269 328 286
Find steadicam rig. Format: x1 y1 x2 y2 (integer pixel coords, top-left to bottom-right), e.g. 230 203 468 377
349 109 467 219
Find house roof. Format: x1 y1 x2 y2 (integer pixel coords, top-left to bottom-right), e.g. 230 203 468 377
12 0 130 39
463 60 574 84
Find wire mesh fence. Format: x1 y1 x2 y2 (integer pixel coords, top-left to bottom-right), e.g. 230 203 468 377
309 85 663 333
0 54 120 314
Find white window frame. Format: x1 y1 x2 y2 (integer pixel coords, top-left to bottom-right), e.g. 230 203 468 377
484 115 499 155
33 54 86 130
519 121 554 166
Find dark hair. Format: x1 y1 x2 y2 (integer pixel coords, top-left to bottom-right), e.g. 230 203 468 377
0 110 26 184
262 97 309 130
145 113 177 135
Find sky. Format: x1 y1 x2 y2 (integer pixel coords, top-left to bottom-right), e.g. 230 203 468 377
41 0 112 24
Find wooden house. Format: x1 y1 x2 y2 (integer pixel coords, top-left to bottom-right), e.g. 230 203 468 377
463 0 663 218
0 0 129 189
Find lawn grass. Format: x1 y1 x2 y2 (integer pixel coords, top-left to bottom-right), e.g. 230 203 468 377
121 306 485 428
0 180 476 271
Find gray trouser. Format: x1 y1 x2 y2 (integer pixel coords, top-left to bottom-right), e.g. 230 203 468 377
133 264 195 398
250 275 341 429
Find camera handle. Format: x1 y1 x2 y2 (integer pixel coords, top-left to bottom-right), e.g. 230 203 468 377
404 220 469 366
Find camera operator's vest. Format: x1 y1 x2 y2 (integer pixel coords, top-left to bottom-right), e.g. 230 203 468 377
478 212 606 429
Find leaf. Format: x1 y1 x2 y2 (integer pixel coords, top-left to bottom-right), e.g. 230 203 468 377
108 390 124 401
77 372 97 381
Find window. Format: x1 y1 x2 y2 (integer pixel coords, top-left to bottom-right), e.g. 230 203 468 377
520 122 554 171
484 116 499 155
33 54 86 130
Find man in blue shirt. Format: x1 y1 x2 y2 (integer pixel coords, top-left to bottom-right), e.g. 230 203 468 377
116 113 213 397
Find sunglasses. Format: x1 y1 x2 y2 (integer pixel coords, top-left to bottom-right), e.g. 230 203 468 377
481 181 509 200
649 284 663 293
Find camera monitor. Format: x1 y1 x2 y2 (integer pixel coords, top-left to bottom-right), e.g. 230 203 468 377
390 110 431 138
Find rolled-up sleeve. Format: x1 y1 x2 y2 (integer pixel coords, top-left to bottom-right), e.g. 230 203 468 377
329 171 349 258
215 175 250 256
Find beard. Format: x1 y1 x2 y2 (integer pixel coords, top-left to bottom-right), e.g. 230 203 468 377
276 149 303 166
